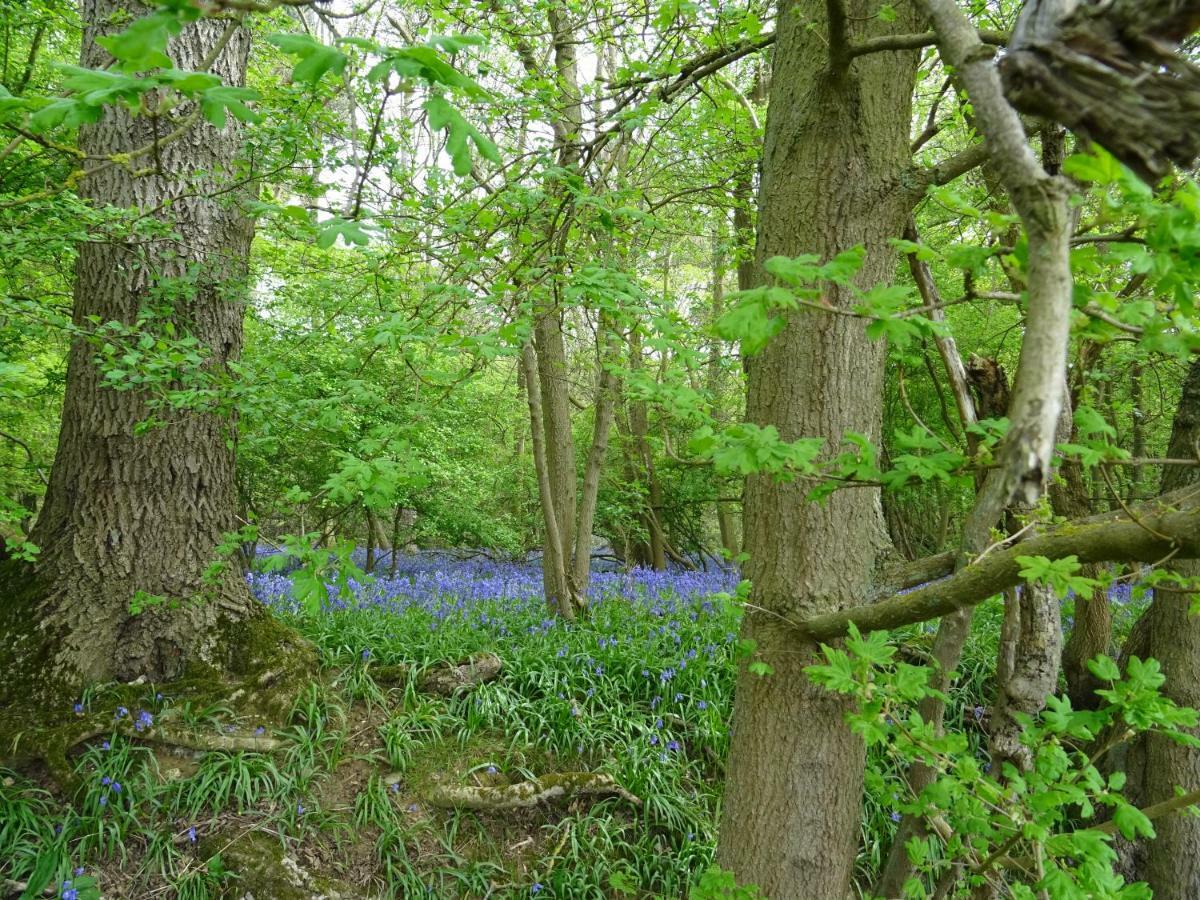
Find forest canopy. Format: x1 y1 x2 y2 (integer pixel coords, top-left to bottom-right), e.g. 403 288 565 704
3 0 1200 897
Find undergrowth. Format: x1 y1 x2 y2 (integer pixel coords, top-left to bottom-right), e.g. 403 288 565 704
1 555 1120 898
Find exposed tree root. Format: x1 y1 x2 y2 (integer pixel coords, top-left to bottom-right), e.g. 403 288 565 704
0 651 502 796
372 652 503 695
411 771 641 810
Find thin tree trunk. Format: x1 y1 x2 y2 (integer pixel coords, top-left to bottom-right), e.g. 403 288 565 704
709 214 741 559
1056 377 1110 709
521 342 575 620
628 325 665 570
877 0 1076 889
572 317 619 595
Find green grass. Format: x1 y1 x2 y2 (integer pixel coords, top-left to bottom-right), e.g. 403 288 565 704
0 581 1013 899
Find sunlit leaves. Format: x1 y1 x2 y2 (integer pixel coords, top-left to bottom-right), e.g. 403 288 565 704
96 8 193 72
1016 555 1101 600
267 33 349 85
425 93 500 176
688 423 822 478
199 85 261 128
316 217 373 250
809 627 1200 896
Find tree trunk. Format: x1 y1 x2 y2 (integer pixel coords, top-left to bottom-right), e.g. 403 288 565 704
709 214 741 560
1055 379 1110 710
521 342 575 619
572 317 619 595
1120 357 1200 897
715 2 924 895
0 1 300 704
628 325 665 570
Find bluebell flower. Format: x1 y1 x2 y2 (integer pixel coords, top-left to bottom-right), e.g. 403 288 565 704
100 776 111 786
188 826 197 842
111 782 122 793
115 706 128 718
890 811 902 823
531 884 543 895
74 868 84 877
73 702 83 715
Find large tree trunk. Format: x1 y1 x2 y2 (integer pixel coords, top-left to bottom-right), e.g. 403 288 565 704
0 0 297 704
1119 358 1200 897
715 2 923 895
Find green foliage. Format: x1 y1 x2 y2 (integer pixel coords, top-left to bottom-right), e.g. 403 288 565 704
1016 555 1102 600
810 626 1200 898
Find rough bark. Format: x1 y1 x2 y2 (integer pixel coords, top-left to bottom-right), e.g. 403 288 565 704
0 0 299 705
1120 358 1200 897
999 0 1200 184
715 2 924 895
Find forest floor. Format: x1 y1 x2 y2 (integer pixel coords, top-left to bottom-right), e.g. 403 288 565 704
0 552 1122 899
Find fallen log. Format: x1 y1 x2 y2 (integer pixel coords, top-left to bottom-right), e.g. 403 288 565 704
414 772 640 810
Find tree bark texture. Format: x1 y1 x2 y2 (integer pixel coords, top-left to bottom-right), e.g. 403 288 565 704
715 2 924 895
1120 357 1200 898
1 0 273 697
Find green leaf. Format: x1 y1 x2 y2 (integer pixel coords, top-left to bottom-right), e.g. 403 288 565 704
424 93 500 176
1087 655 1121 682
200 85 261 128
96 10 184 71
316 217 372 249
267 33 348 86
1113 802 1155 840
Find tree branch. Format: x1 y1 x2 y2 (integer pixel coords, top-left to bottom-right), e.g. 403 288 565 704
848 28 1006 58
800 488 1200 641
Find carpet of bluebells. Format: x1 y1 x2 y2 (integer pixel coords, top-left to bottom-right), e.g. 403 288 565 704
247 551 749 896
1 551 1149 899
